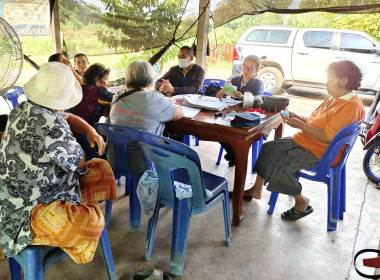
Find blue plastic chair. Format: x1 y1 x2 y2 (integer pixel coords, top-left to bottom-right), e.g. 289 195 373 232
216 92 271 172
95 123 148 231
8 228 117 280
267 120 362 231
3 86 25 107
139 132 232 276
82 135 99 161
184 134 199 146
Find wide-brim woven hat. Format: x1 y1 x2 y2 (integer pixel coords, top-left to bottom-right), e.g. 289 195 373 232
24 62 82 110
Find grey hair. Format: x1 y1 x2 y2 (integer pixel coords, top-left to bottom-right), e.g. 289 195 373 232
125 60 155 89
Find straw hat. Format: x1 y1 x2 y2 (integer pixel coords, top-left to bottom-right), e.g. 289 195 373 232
24 62 82 110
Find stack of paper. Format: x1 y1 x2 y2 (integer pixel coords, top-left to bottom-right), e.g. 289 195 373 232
181 106 201 118
183 95 228 111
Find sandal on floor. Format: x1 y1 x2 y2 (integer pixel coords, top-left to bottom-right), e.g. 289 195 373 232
130 268 171 280
281 205 314 221
228 191 255 201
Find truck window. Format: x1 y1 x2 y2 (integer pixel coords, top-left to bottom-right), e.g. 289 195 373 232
268 30 291 43
246 29 290 43
340 33 375 53
246 30 268 42
303 31 333 49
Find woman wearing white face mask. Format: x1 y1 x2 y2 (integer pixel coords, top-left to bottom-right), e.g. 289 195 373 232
154 46 205 95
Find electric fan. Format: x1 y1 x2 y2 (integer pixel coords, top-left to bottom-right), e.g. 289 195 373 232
0 16 23 97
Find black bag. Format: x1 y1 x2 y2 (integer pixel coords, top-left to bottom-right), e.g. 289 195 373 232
261 96 290 112
204 82 222 97
231 112 261 128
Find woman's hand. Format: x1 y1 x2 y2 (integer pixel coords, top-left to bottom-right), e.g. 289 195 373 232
86 128 105 156
232 90 244 101
62 59 74 71
281 114 302 129
281 113 331 143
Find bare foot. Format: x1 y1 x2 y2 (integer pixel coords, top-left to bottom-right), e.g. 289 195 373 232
244 187 262 200
293 196 310 212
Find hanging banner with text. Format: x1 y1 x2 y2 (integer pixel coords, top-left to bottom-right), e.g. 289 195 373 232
0 0 51 36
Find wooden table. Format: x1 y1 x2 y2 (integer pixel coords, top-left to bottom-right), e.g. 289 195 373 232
166 102 284 226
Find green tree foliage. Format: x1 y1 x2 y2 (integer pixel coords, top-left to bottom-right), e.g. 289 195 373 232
330 14 380 41
286 12 380 41
99 0 186 51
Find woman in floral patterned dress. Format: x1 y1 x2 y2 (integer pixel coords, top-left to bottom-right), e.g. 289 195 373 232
0 62 116 263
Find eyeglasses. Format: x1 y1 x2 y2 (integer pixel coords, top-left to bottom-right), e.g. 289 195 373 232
242 64 256 72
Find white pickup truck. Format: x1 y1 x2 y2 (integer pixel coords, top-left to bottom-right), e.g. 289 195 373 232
235 26 380 94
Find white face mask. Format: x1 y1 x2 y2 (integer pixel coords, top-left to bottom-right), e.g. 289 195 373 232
178 59 189 69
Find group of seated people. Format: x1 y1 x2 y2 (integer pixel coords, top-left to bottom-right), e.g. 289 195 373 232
0 44 364 266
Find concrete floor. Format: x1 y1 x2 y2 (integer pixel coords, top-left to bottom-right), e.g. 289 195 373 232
0 94 379 280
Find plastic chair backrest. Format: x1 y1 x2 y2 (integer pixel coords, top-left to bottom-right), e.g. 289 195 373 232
140 130 203 172
308 120 362 177
95 123 143 175
140 142 207 212
4 86 25 107
202 79 225 95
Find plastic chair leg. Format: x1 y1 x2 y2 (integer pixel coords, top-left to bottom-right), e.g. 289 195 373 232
170 198 192 276
330 167 341 228
195 137 199 146
251 137 264 174
222 191 232 247
99 228 118 280
251 141 259 174
267 192 279 214
258 136 263 150
129 174 142 232
145 198 161 261
105 200 113 227
125 175 130 196
21 249 45 280
339 165 346 220
327 171 337 231
216 145 224 165
9 258 21 280
184 135 190 146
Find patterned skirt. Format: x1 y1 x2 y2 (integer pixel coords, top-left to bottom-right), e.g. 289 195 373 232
30 158 116 264
253 137 319 196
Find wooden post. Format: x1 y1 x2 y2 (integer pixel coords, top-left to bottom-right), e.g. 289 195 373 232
50 0 62 53
195 0 211 69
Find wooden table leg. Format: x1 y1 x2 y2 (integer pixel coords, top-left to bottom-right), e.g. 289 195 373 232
274 122 284 139
230 139 251 226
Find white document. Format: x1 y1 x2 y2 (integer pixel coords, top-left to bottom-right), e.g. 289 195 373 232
183 95 228 111
108 85 128 94
220 98 242 106
181 106 201 119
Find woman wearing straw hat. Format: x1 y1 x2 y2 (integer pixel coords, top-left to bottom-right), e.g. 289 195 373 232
0 62 116 263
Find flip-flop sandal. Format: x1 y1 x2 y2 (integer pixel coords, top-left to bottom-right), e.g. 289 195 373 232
130 268 171 280
228 191 255 201
281 205 314 221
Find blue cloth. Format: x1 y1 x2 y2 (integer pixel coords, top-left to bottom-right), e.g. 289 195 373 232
137 170 159 218
173 181 193 199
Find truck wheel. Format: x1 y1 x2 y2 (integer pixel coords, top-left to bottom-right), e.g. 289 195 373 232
258 67 284 95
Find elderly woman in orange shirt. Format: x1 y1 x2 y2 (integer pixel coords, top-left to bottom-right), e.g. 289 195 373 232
244 60 365 221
